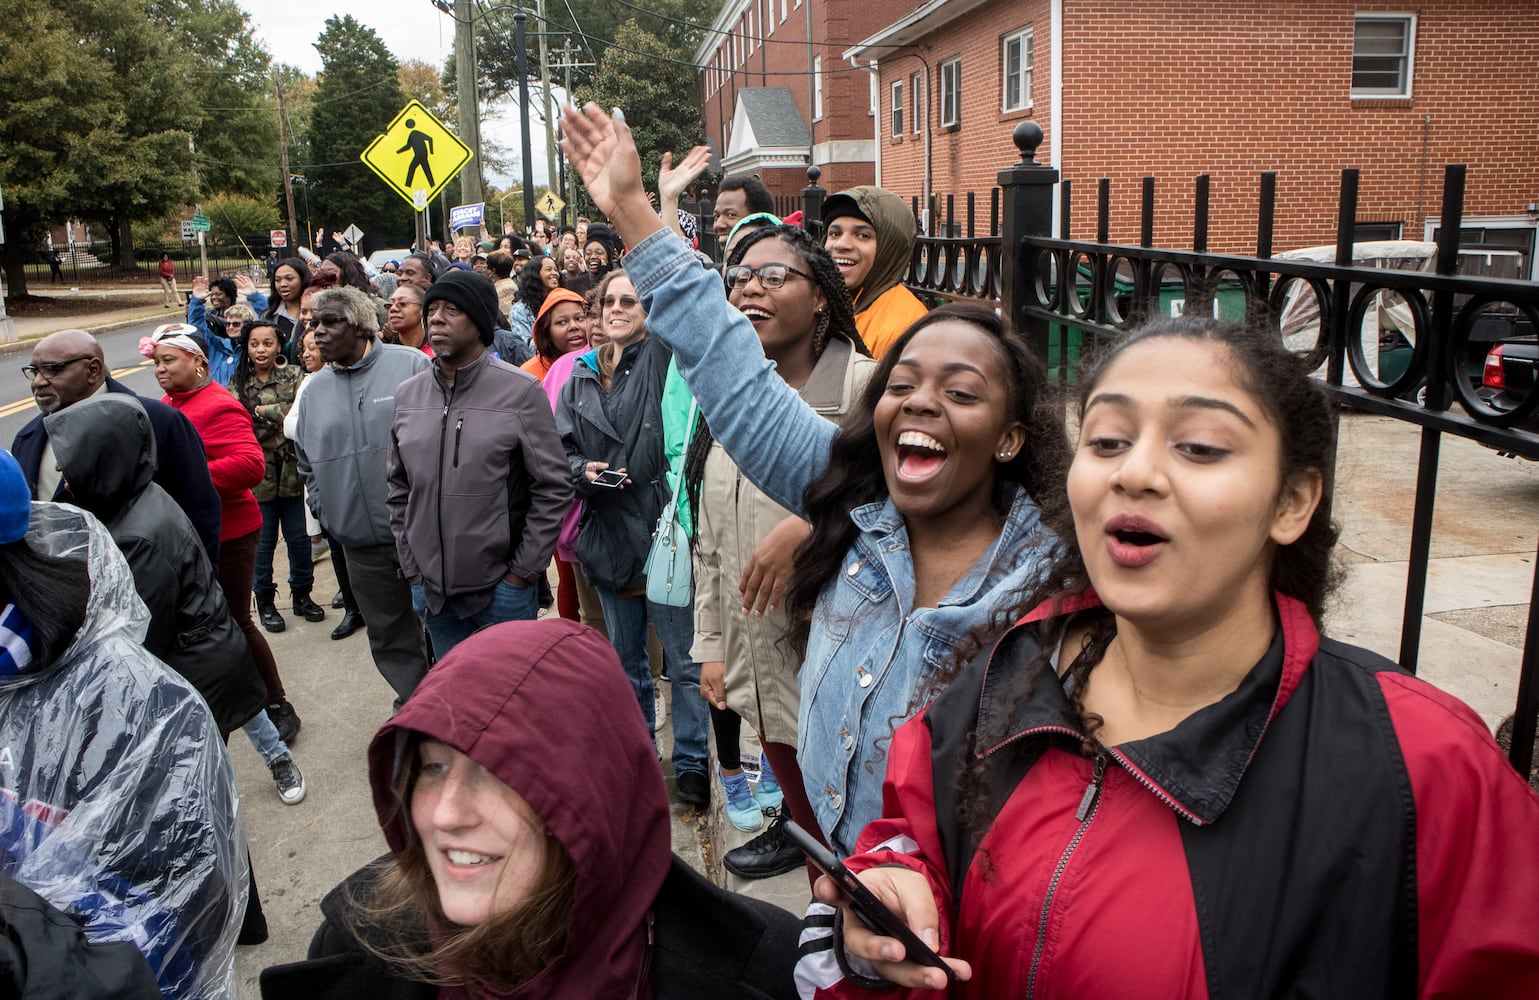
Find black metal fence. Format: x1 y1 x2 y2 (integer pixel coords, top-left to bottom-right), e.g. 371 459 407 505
722 126 1539 778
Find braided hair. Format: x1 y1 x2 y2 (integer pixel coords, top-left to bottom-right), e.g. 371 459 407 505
682 225 869 541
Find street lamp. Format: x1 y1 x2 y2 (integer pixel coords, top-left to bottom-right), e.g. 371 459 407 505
497 188 523 233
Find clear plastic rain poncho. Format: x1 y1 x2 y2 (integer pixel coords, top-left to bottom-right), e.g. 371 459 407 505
0 503 246 998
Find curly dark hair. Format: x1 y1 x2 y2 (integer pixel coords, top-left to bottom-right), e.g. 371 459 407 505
782 303 1073 660
516 256 554 320
682 225 870 533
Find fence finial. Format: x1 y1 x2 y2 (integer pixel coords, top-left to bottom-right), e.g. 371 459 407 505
806 165 821 185
1013 121 1044 166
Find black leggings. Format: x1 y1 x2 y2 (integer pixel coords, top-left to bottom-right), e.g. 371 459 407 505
710 704 743 770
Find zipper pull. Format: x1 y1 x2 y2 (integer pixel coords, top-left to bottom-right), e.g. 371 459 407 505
1075 753 1108 822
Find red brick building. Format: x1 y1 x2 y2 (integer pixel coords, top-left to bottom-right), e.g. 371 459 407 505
842 0 1539 276
694 0 916 200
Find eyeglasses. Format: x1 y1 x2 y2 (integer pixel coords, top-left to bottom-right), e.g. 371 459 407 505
22 356 93 380
600 294 640 310
723 263 813 290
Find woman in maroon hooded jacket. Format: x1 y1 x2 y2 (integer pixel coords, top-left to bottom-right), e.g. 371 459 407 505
261 617 801 999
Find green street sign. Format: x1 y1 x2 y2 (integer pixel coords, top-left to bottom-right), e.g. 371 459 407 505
191 214 211 232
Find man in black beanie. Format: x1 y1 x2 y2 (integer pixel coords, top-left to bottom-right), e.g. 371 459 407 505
386 269 572 657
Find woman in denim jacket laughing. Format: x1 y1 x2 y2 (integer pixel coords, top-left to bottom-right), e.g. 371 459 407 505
560 105 1069 855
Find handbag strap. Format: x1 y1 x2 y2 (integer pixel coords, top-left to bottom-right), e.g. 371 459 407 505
669 397 699 498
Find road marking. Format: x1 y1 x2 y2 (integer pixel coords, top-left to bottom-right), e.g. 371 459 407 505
0 362 153 419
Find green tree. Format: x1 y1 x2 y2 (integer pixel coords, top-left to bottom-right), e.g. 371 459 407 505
572 20 706 222
204 192 281 248
307 16 413 246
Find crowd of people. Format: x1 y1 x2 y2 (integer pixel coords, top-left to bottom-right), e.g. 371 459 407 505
1 100 1536 998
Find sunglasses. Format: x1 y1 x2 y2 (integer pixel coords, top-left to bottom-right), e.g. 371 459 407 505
600 294 640 310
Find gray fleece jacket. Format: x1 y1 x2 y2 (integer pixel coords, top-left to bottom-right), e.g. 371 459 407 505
295 338 431 548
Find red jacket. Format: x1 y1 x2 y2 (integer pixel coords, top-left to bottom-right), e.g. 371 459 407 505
797 594 1539 998
164 384 264 541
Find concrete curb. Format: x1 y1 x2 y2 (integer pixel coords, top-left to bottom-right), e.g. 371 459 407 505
0 309 182 358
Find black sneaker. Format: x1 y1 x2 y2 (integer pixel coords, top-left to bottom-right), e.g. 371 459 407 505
723 814 804 880
266 700 301 745
269 753 306 805
675 769 710 809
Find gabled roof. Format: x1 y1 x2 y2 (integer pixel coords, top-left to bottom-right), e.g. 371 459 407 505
722 88 811 174
729 87 812 152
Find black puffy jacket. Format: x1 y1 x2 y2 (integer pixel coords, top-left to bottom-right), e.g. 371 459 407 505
46 394 266 736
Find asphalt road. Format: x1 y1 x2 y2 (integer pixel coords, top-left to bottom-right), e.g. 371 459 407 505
0 319 167 442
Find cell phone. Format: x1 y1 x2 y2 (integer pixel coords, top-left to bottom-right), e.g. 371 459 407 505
590 468 628 488
783 820 956 984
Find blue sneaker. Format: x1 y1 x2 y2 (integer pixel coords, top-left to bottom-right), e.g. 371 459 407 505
752 760 784 813
721 768 764 832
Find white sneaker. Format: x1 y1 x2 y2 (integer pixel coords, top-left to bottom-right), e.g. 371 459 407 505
270 753 306 805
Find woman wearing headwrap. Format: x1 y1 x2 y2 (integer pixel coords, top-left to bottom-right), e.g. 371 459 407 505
141 324 304 747
821 187 929 358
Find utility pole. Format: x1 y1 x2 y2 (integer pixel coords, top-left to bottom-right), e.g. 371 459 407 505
454 0 485 206
274 69 300 248
515 2 535 231
536 0 557 212
553 38 595 220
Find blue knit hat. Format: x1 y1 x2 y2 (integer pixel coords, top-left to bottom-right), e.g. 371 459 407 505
0 450 31 545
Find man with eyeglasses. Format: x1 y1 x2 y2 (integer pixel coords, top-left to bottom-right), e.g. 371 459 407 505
10 329 222 566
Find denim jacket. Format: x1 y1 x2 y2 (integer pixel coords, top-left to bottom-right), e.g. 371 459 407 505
626 229 1057 854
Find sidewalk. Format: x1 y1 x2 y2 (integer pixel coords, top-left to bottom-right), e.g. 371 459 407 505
3 288 181 347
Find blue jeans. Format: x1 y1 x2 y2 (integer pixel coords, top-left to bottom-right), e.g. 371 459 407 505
242 708 287 766
255 495 313 596
414 578 540 659
594 589 709 778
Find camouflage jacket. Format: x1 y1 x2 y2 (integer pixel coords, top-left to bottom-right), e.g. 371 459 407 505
234 364 304 501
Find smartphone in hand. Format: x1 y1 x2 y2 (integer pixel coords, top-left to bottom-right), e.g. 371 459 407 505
591 469 628 488
783 820 956 984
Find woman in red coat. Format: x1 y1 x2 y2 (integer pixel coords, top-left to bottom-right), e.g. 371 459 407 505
144 324 302 744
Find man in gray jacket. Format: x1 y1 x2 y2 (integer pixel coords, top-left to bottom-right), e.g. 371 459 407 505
295 286 432 707
387 270 571 656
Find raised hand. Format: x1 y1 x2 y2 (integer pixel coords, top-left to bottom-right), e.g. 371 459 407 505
191 275 208 299
233 274 256 297
558 104 663 249
658 145 712 203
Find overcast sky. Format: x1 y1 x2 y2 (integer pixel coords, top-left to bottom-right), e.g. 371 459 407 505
237 0 555 187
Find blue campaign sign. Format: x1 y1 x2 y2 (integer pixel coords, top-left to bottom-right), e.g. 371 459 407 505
449 202 485 232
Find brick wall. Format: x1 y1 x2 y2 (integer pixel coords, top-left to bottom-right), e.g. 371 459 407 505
698 0 903 200
869 0 1539 252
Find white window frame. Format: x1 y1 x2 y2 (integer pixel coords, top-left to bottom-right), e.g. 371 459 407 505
1351 13 1416 98
766 0 774 35
890 81 904 136
1002 27 1034 112
939 57 961 128
910 71 921 134
813 56 823 121
781 0 788 22
746 10 754 53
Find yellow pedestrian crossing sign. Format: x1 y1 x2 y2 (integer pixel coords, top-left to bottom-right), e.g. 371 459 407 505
360 101 473 208
537 191 566 219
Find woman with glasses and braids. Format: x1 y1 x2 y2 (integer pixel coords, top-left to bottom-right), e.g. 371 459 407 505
683 224 878 878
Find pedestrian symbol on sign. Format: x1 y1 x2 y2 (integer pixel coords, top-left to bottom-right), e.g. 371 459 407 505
398 120 435 189
360 101 473 208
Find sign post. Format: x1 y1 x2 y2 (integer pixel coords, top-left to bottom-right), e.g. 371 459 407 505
0 185 12 344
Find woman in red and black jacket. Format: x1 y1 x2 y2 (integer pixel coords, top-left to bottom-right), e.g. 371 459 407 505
798 317 1539 999
144 324 301 743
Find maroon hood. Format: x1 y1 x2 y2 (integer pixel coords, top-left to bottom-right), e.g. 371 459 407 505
368 619 672 998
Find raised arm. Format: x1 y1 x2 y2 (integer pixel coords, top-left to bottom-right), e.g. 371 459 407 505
560 104 837 512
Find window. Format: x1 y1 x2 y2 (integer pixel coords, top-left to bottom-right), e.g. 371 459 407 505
1003 28 1034 111
1352 14 1415 97
910 72 921 134
1355 220 1403 241
781 0 788 22
939 57 961 128
766 0 774 35
814 56 823 121
890 81 904 136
